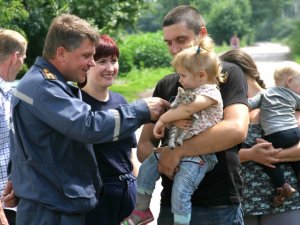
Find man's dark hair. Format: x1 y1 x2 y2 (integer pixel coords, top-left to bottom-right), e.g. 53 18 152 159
163 5 206 35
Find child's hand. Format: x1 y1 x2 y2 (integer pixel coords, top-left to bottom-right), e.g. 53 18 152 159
153 120 166 139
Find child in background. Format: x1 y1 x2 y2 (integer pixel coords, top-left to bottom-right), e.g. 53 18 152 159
248 61 300 207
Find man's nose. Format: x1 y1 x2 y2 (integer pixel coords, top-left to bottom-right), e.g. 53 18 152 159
88 59 96 67
170 44 181 56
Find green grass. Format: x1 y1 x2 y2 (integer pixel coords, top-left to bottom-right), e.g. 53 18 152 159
215 44 231 54
111 67 174 102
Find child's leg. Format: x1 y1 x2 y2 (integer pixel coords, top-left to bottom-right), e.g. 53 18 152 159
262 165 286 187
120 153 159 225
264 128 300 149
171 157 213 225
290 160 300 182
136 152 161 210
263 131 297 188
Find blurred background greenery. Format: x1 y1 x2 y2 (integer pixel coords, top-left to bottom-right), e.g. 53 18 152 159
2 0 300 101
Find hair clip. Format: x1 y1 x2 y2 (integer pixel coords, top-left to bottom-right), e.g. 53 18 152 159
196 46 201 54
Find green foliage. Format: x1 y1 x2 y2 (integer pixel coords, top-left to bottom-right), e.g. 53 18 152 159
289 20 300 56
250 0 294 41
0 0 28 32
110 67 173 102
70 0 144 34
138 0 191 32
203 0 252 45
3 0 145 71
16 0 70 66
118 32 172 75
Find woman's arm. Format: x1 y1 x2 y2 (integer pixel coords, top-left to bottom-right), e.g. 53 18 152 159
275 142 300 162
239 139 279 168
275 111 300 162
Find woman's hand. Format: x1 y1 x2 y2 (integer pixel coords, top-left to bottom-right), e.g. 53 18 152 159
240 138 280 168
252 138 281 167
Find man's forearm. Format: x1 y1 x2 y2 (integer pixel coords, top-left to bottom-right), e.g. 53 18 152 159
137 124 160 162
174 104 249 157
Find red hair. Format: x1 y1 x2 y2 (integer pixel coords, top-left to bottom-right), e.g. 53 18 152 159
94 34 119 61
78 34 119 89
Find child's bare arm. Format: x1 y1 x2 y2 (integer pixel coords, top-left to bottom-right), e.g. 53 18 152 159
153 95 216 138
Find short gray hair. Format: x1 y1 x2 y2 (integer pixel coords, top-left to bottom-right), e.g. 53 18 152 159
0 29 27 63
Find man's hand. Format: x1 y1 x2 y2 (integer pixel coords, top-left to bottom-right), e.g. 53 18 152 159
143 97 170 121
0 204 8 225
156 146 181 180
1 181 18 208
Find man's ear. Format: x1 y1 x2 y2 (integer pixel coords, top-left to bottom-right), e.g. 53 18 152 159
56 47 66 62
10 51 19 64
200 26 207 37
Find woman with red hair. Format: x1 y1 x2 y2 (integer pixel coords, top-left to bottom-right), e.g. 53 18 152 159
80 34 138 225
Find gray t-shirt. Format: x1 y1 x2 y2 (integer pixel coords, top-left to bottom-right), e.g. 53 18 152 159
248 87 300 135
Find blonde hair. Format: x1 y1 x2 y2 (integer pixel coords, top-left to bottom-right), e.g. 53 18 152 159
42 14 99 60
171 36 226 84
274 61 300 87
0 29 27 63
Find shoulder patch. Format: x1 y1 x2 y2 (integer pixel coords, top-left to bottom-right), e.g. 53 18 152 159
41 68 57 80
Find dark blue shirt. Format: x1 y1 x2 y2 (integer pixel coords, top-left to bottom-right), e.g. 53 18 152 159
81 91 137 178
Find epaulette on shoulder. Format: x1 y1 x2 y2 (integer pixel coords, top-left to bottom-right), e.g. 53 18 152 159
41 68 57 80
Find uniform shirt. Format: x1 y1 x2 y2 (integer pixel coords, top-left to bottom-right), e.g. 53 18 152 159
0 78 12 192
155 61 248 207
10 57 151 213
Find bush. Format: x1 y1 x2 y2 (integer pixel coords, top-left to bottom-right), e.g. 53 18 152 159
289 20 300 57
118 31 172 75
111 67 173 102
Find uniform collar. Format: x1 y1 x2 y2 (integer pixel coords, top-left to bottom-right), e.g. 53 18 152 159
34 57 66 83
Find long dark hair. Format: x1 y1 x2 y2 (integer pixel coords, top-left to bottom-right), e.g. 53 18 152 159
220 49 266 88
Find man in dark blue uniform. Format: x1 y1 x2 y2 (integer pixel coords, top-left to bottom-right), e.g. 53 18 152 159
5 14 168 225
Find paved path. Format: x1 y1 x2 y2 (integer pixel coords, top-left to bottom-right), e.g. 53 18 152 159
242 42 291 87
133 42 291 224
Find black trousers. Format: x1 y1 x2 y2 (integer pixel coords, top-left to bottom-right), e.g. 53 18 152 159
4 209 16 225
263 127 300 187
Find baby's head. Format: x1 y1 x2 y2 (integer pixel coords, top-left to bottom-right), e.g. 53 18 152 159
274 61 300 94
